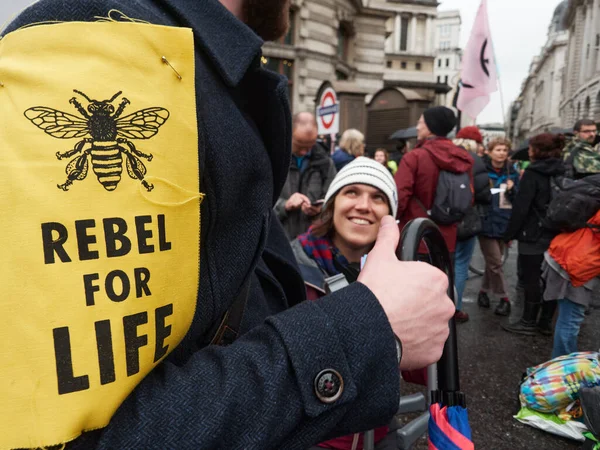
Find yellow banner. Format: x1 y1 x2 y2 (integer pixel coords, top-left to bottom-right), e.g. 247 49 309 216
0 22 200 448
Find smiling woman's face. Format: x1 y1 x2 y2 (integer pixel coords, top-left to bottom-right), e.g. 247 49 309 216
332 184 390 254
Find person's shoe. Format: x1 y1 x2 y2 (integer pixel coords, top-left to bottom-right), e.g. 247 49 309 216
478 291 491 308
454 310 470 323
537 321 553 336
494 300 511 316
502 319 537 336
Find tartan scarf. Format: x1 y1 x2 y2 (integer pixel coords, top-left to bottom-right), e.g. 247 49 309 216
297 227 349 276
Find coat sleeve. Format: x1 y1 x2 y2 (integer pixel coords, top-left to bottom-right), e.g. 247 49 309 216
322 159 337 197
503 170 535 242
87 282 401 450
274 196 289 221
473 156 492 205
394 153 417 219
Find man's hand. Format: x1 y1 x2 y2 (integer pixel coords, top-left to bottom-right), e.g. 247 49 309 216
357 216 455 370
506 179 515 191
301 202 322 217
285 193 310 211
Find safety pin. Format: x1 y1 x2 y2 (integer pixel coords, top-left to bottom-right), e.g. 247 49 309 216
161 56 182 81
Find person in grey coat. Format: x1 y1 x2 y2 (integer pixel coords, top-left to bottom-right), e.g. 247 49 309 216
275 112 337 240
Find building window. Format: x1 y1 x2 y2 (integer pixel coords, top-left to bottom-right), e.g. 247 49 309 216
386 60 392 68
596 34 600 47
437 76 441 83
261 56 294 100
437 59 441 68
444 75 449 84
336 70 349 81
585 96 591 118
338 26 351 62
401 61 407 69
400 17 409 51
446 58 450 67
416 62 422 70
281 9 296 45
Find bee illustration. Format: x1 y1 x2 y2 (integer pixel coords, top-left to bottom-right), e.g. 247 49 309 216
24 90 170 192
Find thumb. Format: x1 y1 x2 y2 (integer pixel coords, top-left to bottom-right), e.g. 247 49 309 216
368 215 399 259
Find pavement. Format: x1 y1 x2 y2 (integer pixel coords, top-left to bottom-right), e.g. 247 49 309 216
397 246 600 450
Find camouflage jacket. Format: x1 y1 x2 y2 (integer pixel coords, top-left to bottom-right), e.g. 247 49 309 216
563 138 600 179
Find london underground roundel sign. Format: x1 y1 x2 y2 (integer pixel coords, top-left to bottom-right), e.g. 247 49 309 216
316 87 340 135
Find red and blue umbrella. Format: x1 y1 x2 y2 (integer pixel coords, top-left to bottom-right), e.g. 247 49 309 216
399 219 474 450
429 403 473 450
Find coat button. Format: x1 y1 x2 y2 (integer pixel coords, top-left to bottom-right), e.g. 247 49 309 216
314 369 344 404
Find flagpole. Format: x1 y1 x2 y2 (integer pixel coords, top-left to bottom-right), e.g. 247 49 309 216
485 0 507 135
453 80 462 133
498 78 507 133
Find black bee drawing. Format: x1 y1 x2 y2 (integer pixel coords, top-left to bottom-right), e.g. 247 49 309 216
24 90 170 192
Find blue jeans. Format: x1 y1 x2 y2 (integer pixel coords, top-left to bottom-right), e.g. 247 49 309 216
552 299 587 359
454 237 477 311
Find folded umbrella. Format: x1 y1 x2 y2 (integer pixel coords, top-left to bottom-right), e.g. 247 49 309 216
399 219 474 450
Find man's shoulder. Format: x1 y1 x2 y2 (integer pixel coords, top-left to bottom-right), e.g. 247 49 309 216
3 0 151 34
309 145 333 165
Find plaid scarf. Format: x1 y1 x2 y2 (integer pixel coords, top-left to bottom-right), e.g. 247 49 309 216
297 227 348 276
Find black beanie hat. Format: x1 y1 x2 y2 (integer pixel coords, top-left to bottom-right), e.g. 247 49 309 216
423 106 456 137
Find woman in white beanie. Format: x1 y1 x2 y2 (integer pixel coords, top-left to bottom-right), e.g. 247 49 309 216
290 157 399 450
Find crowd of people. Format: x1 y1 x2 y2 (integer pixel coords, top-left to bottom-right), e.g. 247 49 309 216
2 1 599 448
278 109 600 393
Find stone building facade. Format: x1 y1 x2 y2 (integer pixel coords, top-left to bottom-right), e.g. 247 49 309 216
560 0 600 127
261 0 447 138
262 0 391 124
434 10 462 108
511 0 569 144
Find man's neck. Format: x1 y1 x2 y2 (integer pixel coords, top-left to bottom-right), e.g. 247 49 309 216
219 0 243 20
491 160 505 169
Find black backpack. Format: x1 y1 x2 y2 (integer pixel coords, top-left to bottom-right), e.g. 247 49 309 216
416 170 473 225
545 175 600 232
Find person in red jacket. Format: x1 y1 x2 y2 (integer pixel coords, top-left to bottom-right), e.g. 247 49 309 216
394 106 474 256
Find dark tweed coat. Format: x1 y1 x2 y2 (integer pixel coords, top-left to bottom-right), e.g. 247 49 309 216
3 1 400 449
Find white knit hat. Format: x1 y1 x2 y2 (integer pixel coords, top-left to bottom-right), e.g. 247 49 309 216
324 157 398 217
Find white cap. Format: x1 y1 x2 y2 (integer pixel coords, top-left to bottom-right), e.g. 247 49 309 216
323 157 398 217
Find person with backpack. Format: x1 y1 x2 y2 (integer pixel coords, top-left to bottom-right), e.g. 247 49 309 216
395 107 474 263
478 138 520 316
291 157 401 450
452 127 492 323
502 133 566 335
542 209 600 358
563 119 600 180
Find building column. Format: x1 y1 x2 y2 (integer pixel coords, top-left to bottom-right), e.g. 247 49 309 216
579 6 590 85
410 15 417 52
395 14 401 52
425 15 433 55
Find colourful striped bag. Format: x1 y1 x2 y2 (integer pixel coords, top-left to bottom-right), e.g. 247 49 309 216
520 352 600 416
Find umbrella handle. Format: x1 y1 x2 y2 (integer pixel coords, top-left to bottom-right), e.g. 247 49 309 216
397 218 464 407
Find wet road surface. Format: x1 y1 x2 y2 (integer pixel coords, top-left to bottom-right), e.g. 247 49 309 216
397 246 599 450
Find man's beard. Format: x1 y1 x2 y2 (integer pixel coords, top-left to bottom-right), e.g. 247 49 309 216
243 0 290 41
